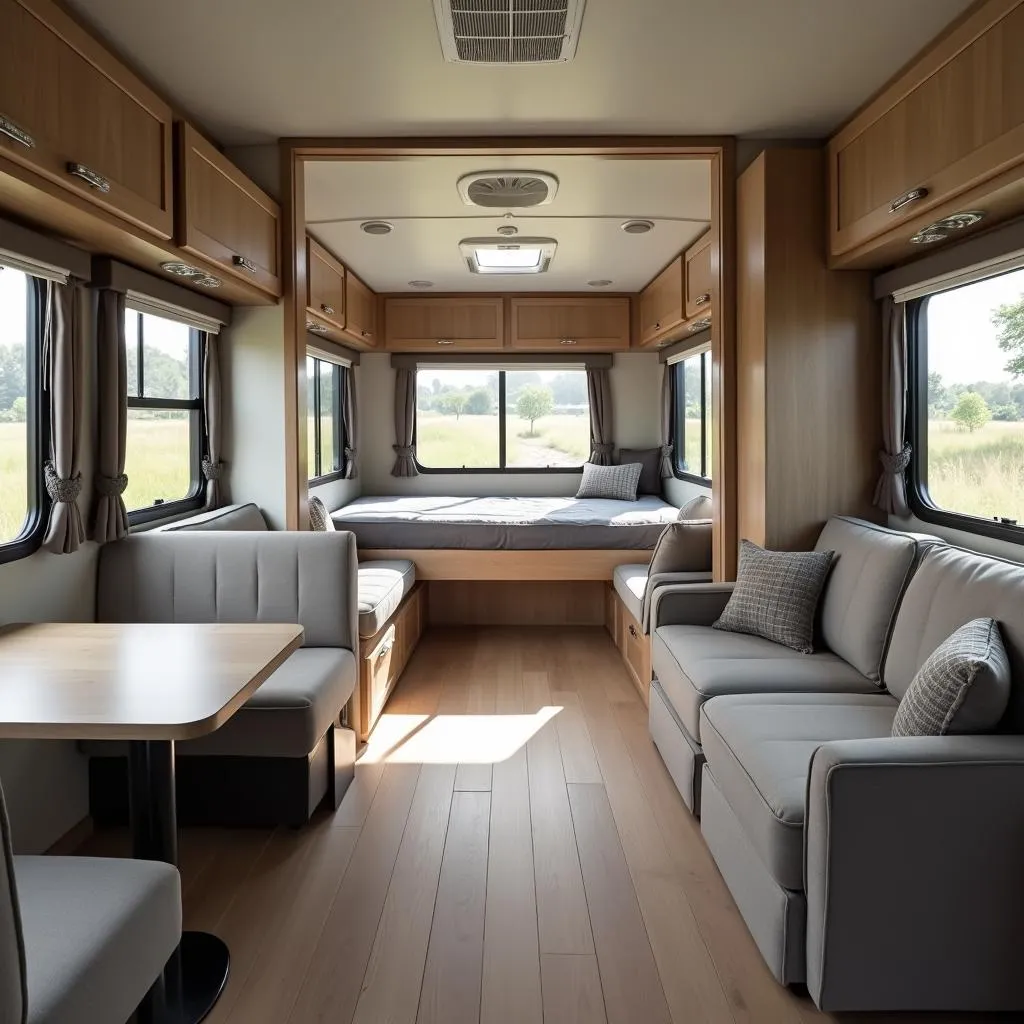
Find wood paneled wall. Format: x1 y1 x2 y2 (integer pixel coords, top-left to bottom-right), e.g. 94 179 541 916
736 148 882 551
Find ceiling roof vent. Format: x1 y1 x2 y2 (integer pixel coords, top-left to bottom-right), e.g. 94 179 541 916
433 0 587 65
457 171 559 208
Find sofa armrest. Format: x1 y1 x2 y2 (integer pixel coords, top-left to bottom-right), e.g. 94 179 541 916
650 582 734 629
805 736 1024 1012
641 571 714 633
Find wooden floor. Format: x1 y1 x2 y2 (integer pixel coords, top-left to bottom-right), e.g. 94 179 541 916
83 627 1010 1024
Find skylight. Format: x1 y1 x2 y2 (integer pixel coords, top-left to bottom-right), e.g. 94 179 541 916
460 237 557 275
476 247 542 269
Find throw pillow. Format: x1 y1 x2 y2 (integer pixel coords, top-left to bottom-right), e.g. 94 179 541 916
891 618 1010 737
618 447 661 495
307 495 336 532
678 494 712 521
713 540 834 654
648 520 713 575
575 462 642 501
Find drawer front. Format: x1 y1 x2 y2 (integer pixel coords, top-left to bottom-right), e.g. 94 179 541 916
345 272 379 348
639 257 684 346
510 297 630 351
622 610 650 703
365 624 398 733
307 239 346 333
384 297 504 350
684 235 713 319
0 0 173 238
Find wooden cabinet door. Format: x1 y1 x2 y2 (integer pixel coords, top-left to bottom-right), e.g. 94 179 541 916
306 238 346 337
509 297 630 351
638 256 684 347
829 0 1024 261
384 297 504 351
0 0 174 239
177 123 281 298
684 233 713 318
344 272 379 348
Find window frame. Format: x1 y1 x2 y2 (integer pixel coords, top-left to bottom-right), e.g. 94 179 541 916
670 348 713 486
413 367 588 475
125 310 205 527
308 357 347 485
907 290 1024 546
0 273 49 565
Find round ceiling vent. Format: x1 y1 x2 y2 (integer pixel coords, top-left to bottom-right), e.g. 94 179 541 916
621 219 654 234
458 171 559 208
588 279 614 287
408 280 434 288
361 220 394 235
497 224 519 237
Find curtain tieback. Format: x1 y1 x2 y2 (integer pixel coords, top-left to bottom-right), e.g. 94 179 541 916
43 462 82 504
393 445 415 457
95 473 128 497
660 443 674 458
592 443 614 456
202 458 225 481
344 446 357 460
879 443 912 475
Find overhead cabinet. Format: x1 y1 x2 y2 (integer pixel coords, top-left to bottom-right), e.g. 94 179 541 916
305 238 346 339
684 233 713 319
384 297 504 351
509 297 630 351
0 0 174 239
638 231 713 348
344 271 379 349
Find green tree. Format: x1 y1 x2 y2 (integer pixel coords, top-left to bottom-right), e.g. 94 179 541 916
927 371 949 415
549 372 587 407
516 386 554 436
438 392 468 420
0 345 25 410
465 389 493 415
993 295 1024 377
951 391 992 433
993 403 1020 421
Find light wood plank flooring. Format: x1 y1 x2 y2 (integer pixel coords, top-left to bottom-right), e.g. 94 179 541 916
82 627 1013 1024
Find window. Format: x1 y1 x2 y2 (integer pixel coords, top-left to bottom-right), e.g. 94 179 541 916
415 367 590 472
0 266 45 560
909 266 1024 543
671 349 712 483
307 356 346 482
124 308 203 522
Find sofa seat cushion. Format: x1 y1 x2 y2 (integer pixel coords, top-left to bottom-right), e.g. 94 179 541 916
15 855 181 1024
652 625 878 743
358 560 416 638
613 563 647 624
183 648 356 758
700 693 898 891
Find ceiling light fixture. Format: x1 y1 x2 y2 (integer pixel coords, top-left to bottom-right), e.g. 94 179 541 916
909 210 985 245
621 219 654 234
497 224 519 237
360 220 394 236
161 261 201 278
409 280 434 288
460 237 557 275
588 279 613 287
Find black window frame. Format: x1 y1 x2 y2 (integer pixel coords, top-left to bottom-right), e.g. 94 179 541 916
413 367 588 474
670 349 712 485
308 357 346 484
125 309 205 527
908 288 1024 546
0 272 48 565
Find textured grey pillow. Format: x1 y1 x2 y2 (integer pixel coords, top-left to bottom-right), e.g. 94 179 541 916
649 520 713 575
892 618 1011 737
618 447 661 495
308 495 335 532
575 462 642 501
678 494 712 521
713 540 834 654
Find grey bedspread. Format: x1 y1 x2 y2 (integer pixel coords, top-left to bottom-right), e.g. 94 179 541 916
332 495 678 550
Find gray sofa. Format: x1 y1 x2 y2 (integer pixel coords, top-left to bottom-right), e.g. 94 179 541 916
87 531 359 827
154 501 268 532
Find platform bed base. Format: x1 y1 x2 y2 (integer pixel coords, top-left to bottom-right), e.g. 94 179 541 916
88 725 356 829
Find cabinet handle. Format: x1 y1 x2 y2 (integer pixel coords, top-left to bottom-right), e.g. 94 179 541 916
67 162 110 194
560 338 577 345
688 317 712 333
0 115 35 149
306 321 328 335
233 255 257 274
889 187 929 214
628 624 639 640
437 338 455 346
361 330 372 338
320 303 336 316
696 293 711 306
377 637 395 658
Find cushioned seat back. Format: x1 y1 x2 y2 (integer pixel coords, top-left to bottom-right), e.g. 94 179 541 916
814 517 921 681
156 503 268 532
97 531 358 651
0 783 25 1024
884 544 1024 730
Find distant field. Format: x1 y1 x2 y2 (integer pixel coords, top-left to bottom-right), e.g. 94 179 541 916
0 423 27 542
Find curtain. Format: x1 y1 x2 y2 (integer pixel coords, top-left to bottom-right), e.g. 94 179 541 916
41 280 86 553
391 366 418 477
874 296 912 516
587 366 614 465
342 365 359 479
659 363 674 478
91 289 129 541
201 331 226 507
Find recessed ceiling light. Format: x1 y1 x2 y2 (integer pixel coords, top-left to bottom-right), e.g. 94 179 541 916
360 220 394 236
588 279 613 287
621 219 654 234
497 225 519 237
409 280 434 288
460 237 557 275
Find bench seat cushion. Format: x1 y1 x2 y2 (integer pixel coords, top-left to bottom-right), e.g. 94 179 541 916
700 693 898 891
612 564 647 623
652 625 877 743
15 855 181 1024
359 560 416 638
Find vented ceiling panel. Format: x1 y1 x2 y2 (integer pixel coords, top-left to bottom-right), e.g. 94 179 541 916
433 0 587 64
457 171 559 207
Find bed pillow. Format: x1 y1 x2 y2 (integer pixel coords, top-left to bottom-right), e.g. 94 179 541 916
617 448 661 495
575 462 643 501
648 519 713 575
308 495 336 532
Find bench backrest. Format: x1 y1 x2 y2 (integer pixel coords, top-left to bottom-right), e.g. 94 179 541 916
155 503 268 532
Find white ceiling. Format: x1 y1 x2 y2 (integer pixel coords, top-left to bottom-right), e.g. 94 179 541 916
305 156 712 293
65 0 971 145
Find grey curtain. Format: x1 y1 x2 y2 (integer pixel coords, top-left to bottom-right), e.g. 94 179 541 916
201 331 226 507
343 365 359 479
874 296 912 516
91 289 129 541
41 280 86 553
391 366 418 477
587 366 614 465
660 363 674 478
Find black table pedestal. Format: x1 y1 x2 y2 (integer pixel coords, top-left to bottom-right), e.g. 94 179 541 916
129 740 230 1024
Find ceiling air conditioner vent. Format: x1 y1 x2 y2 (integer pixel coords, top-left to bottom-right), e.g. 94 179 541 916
457 171 559 208
433 0 587 65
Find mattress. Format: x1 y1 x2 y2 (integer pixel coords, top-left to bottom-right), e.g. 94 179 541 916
332 495 679 550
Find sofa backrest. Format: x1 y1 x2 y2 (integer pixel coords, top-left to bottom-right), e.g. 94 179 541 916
156 503 268 532
813 516 927 681
97 531 358 651
884 544 1024 731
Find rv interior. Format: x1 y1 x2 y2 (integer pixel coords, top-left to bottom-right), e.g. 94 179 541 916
4 0 1024 1020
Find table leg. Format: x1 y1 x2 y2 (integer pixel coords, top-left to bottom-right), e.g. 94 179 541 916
129 740 230 1024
